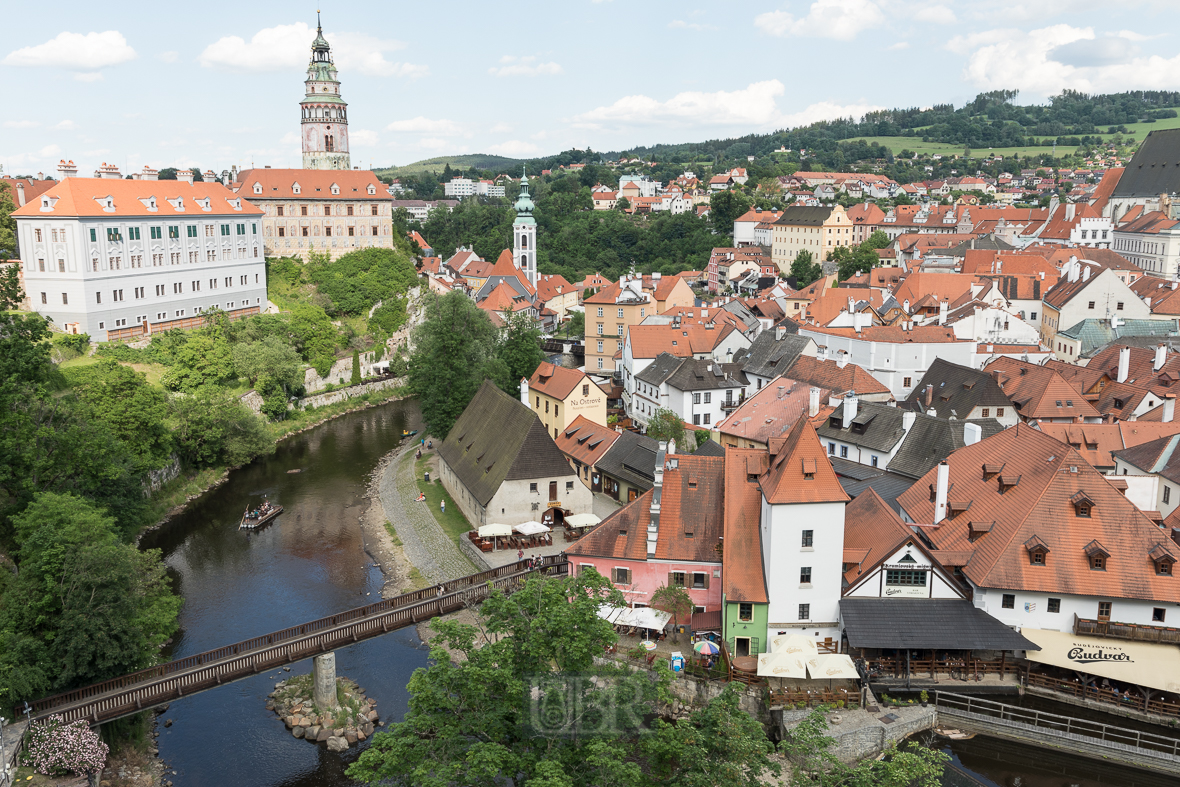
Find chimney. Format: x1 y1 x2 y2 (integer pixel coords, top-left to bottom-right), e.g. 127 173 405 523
140 165 158 181
838 350 849 369
775 325 785 340
964 422 982 446
1166 394 1177 423
96 162 121 179
1117 346 1130 383
1155 344 1167 372
176 169 194 184
647 442 667 558
1082 265 1091 282
903 299 910 313
809 386 821 418
1066 203 1076 221
902 410 916 433
57 159 78 179
935 461 950 523
924 384 934 408
938 300 949 326
520 377 529 407
842 392 859 428
667 439 676 455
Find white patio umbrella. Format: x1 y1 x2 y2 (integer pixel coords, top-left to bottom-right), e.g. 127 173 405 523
565 513 601 528
514 521 551 535
478 524 512 537
805 653 860 681
756 649 808 679
769 633 819 658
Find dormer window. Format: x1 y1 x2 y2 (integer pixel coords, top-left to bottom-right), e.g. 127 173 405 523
1084 539 1110 570
1071 491 1094 517
968 521 992 542
982 463 1003 481
1149 544 1176 576
292 183 301 195
802 458 817 480
998 474 1020 493
330 183 340 195
367 185 376 195
947 500 971 519
1025 535 1050 566
253 183 263 194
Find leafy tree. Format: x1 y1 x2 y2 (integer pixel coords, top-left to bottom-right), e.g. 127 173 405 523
289 302 339 378
306 247 418 317
650 583 694 643
347 568 662 787
63 359 172 469
564 310 585 339
231 336 303 389
643 684 780 787
709 189 752 237
0 260 22 306
160 329 235 392
645 408 687 448
491 309 546 395
407 290 498 438
351 349 362 385
0 182 17 260
0 493 179 706
864 230 891 249
781 709 947 786
615 196 631 212
170 387 275 468
789 249 823 287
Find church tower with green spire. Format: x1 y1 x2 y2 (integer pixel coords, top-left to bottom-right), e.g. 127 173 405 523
513 170 537 287
300 13 351 170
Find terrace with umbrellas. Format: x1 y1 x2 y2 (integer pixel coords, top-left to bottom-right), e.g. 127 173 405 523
466 513 603 569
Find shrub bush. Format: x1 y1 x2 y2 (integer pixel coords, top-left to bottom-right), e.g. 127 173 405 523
22 715 109 777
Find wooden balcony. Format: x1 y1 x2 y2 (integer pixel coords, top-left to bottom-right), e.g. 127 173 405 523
1073 614 1180 644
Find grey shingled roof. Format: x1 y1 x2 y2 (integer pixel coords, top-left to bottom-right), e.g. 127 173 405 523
596 430 660 491
902 357 1013 420
1058 318 1180 358
816 401 908 453
886 415 1004 479
737 331 812 381
773 205 835 227
692 438 726 457
665 358 748 392
436 379 575 507
1112 128 1180 197
635 352 684 387
839 599 1038 650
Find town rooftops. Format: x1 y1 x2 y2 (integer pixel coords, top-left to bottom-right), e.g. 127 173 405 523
554 415 620 469
626 323 736 359
886 414 1005 480
984 357 1102 420
530 362 596 401
759 417 849 505
1039 422 1180 470
841 488 917 584
773 205 836 226
898 423 1180 604
664 358 747 392
801 323 966 345
737 330 813 380
568 453 724 563
716 377 833 446
233 168 388 201
437 380 575 507
903 358 1013 420
595 430 660 491
1113 433 1180 484
817 400 908 454
783 355 891 397
13 177 261 218
1057 318 1180 358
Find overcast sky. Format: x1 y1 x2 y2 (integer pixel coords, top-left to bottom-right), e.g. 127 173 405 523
4 1 1180 176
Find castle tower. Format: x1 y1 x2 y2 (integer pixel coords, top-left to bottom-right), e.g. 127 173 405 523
513 170 537 287
300 13 350 170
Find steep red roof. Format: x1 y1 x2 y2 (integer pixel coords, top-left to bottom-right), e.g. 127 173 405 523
716 377 832 445
985 357 1102 420
554 415 620 468
536 273 574 303
626 323 737 359
12 177 261 218
1037 421 1180 470
233 168 388 201
783 355 890 396
759 418 849 505
723 447 769 603
842 488 914 584
898 424 1179 603
530 362 595 401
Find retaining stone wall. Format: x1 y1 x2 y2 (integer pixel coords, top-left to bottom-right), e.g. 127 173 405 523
828 710 936 763
458 537 493 572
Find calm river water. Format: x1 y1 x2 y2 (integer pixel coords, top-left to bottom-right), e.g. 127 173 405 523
137 397 1174 787
139 399 427 787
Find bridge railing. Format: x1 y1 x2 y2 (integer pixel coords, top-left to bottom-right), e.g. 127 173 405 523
24 555 568 720
935 691 1180 760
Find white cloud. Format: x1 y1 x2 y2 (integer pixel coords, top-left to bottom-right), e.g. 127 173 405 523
959 24 1180 95
489 122 513 134
755 0 884 41
913 5 956 24
669 20 713 31
54 120 77 130
888 42 910 50
198 23 425 77
351 129 379 147
487 140 541 157
779 100 885 129
74 72 104 82
4 120 39 129
489 55 563 77
3 30 136 70
417 138 456 152
279 131 300 148
158 51 179 63
39 144 61 158
386 117 467 136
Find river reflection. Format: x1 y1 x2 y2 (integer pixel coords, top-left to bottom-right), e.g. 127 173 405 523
140 400 429 787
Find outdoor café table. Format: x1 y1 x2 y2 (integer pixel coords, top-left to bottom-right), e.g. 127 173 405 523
732 656 757 672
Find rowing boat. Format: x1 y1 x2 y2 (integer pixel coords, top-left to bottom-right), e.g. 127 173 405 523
240 504 284 530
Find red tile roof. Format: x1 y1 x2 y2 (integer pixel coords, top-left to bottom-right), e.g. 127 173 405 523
554 415 620 468
1037 421 1180 470
530 362 596 401
984 357 1102 420
626 323 737 359
841 488 915 584
759 418 849 505
536 273 574 303
783 355 890 396
723 448 769 603
12 177 261 218
233 168 388 201
716 377 833 445
898 423 1179 603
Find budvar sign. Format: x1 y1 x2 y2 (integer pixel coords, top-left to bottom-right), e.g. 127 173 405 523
1067 644 1133 664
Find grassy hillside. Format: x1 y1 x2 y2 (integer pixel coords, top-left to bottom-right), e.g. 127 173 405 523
846 114 1180 160
375 154 524 178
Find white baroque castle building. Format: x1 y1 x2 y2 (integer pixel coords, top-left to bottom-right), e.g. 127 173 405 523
300 16 350 170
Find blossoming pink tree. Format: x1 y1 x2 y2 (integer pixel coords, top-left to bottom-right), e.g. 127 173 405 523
21 715 108 777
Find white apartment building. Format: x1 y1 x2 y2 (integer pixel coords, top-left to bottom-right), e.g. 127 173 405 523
13 175 265 341
443 177 506 199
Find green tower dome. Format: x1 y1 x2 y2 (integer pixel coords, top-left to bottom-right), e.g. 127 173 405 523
514 171 535 223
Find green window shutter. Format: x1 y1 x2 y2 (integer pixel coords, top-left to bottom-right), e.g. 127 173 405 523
90 229 96 241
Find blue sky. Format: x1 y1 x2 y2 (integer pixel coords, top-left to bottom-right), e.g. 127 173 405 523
4 1 1180 176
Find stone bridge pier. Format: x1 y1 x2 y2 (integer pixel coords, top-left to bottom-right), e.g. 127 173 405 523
313 652 339 710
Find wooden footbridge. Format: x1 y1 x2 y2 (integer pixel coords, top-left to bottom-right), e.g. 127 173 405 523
21 555 569 726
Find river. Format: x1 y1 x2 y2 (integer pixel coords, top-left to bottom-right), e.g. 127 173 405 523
136 398 1172 787
139 399 428 787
